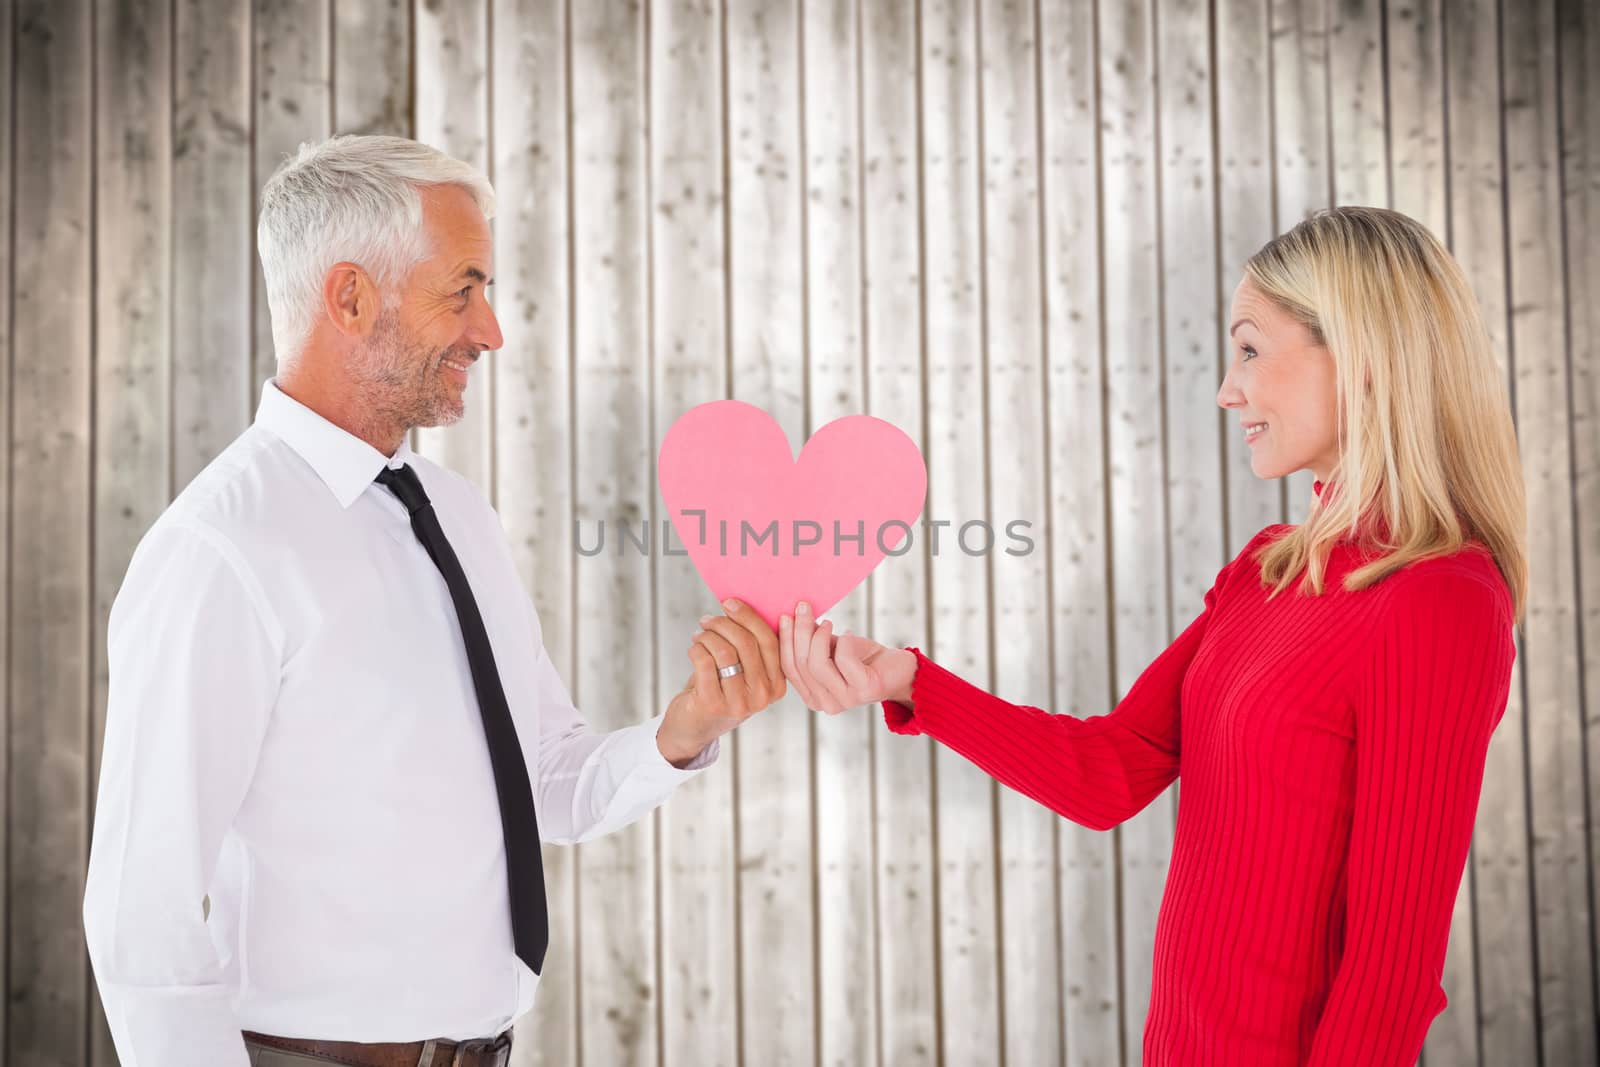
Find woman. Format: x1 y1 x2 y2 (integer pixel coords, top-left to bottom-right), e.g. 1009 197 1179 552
768 206 1528 1065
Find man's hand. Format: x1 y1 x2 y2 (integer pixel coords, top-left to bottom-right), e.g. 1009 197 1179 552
778 600 917 713
657 598 787 767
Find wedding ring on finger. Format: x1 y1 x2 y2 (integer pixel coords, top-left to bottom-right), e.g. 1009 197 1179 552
718 663 744 680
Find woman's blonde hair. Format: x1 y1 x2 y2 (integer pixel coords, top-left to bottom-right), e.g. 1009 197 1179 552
1243 206 1528 624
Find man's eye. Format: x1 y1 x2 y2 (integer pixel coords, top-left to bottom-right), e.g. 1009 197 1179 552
457 286 473 300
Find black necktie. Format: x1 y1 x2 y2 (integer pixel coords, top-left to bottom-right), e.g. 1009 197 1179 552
376 462 548 975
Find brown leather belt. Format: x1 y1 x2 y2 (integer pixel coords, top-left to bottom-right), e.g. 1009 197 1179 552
243 1028 512 1067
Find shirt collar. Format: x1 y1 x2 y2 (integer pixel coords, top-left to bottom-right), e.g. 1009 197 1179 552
254 377 415 509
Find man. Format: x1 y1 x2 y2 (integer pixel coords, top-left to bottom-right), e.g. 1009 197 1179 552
82 135 782 1067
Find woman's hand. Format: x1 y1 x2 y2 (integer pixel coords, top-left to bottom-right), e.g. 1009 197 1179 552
778 600 917 713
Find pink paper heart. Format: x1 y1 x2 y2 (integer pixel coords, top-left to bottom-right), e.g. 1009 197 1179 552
658 400 928 631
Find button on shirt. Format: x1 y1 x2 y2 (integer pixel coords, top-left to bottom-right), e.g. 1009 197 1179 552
83 377 718 1067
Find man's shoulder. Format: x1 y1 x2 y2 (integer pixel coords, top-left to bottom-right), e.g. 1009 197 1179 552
162 426 287 529
140 426 318 577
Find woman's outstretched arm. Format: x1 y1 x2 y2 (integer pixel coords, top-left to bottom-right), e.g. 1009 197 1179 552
872 597 1215 832
780 526 1281 831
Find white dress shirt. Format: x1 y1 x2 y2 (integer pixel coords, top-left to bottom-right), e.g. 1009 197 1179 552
83 377 717 1067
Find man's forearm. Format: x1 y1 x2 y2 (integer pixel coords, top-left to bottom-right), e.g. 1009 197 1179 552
656 725 711 768
655 690 719 767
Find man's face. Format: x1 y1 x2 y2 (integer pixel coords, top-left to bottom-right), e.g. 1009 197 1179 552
349 183 503 433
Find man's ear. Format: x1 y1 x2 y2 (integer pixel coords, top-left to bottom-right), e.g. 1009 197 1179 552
321 262 381 339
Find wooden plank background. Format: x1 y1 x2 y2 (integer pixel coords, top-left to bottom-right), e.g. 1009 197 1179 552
2 0 1594 1064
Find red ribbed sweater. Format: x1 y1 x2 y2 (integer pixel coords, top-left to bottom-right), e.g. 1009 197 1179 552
883 502 1516 1065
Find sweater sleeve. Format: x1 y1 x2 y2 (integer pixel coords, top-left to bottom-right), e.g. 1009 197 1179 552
1306 566 1515 1066
879 528 1276 831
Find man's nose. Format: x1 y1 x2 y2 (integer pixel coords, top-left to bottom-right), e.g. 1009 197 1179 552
470 294 505 352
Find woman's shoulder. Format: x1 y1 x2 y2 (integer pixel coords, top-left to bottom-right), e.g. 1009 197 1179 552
1229 526 1509 613
1373 541 1512 626
1383 539 1505 586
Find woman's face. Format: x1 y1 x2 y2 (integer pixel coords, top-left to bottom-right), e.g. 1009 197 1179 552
1216 277 1341 483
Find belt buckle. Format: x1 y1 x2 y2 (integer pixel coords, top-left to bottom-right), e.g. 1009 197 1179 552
449 1030 512 1066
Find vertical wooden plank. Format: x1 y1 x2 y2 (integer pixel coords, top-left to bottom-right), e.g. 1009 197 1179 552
862 1 938 1063
251 0 331 398
1097 0 1168 1057
1558 0 1600 1056
1039 2 1118 1063
0 0 12 1051
1328 0 1388 207
10 0 92 1062
491 2 578 1064
414 0 493 491
570 2 657 1063
174 0 252 484
1386 0 1446 236
725 2 816 1063
90 1 172 1062
332 0 412 135
920 0 1002 1060
1156 0 1231 577
1156 0 1225 685
1270 0 1327 510
1444 0 1537 1062
649 1 738 1064
1271 0 1331 223
802 2 878 1065
1216 0 1284 548
1503 0 1595 1062
977 1 1058 1062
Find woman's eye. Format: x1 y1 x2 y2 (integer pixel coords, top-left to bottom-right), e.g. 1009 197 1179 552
1241 345 1257 361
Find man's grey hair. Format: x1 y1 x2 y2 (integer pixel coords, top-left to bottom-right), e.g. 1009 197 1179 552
257 134 496 365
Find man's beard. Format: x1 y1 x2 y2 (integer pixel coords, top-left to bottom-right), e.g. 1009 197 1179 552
350 308 473 433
